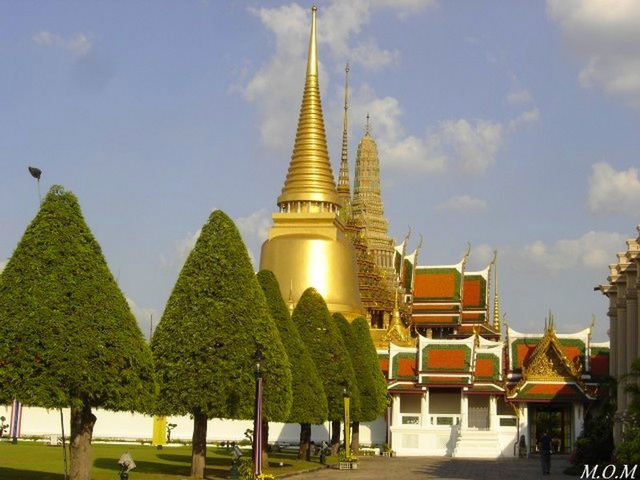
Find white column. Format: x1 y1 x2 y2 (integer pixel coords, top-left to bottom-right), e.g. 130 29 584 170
392 394 401 428
489 396 497 431
617 294 628 417
572 403 583 444
421 390 430 427
461 394 468 429
519 404 529 452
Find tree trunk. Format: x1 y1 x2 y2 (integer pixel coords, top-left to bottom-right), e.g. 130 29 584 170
191 410 208 479
351 421 360 455
330 419 340 456
69 404 96 480
298 423 311 461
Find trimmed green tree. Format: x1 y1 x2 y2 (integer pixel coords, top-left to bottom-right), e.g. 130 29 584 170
152 210 292 479
292 288 358 459
335 314 387 454
257 270 328 460
0 185 155 480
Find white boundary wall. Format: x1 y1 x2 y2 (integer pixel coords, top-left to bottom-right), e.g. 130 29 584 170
0 406 386 446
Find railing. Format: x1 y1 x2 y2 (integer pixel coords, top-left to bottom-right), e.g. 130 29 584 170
400 414 420 425
497 415 517 427
429 414 461 426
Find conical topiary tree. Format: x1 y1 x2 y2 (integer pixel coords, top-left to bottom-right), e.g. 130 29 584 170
257 270 328 460
292 288 359 459
335 314 387 454
152 210 292 479
0 185 155 480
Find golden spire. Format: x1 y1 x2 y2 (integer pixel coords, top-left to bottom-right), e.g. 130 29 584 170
492 250 500 332
337 63 351 208
277 6 340 209
365 113 372 136
287 279 295 315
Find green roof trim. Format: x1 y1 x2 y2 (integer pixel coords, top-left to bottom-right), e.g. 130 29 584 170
391 352 417 381
475 353 500 381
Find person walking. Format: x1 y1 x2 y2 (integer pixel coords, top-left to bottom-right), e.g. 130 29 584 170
539 431 551 475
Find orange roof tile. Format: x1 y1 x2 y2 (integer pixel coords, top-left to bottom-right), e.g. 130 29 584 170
414 271 458 300
462 278 483 307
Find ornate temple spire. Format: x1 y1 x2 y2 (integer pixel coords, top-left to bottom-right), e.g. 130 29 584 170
337 63 351 209
259 6 363 319
277 6 340 210
492 250 500 332
352 113 396 274
365 113 372 136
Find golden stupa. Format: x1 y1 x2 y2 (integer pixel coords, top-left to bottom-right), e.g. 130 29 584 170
259 6 363 317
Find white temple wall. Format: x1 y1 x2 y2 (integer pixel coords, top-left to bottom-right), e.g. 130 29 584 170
0 406 385 446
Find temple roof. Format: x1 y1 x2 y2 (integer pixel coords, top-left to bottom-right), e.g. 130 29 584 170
507 382 593 402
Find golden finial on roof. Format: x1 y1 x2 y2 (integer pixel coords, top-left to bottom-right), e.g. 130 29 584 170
277 5 340 208
365 113 372 136
491 250 500 333
415 234 423 260
397 226 411 282
383 303 411 345
337 62 351 207
461 242 471 269
287 279 295 315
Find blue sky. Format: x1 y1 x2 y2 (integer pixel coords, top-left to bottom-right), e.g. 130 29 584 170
2 0 639 343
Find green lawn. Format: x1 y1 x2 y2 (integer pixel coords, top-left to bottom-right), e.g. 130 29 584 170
0 442 332 479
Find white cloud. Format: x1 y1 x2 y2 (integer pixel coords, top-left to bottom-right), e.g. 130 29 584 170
160 210 271 271
349 86 511 175
160 228 202 270
241 1 534 177
236 209 271 242
547 0 640 107
33 31 92 56
241 1 429 151
235 209 272 265
436 195 488 212
508 107 540 131
586 162 640 215
370 0 437 18
126 297 157 340
440 119 504 174
346 37 399 71
507 89 533 105
468 243 496 270
519 230 628 272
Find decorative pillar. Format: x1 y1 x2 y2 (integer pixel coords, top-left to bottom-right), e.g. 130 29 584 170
520 404 529 454
572 403 583 447
616 280 628 418
421 390 429 427
461 394 468 429
392 393 401 428
489 396 497 431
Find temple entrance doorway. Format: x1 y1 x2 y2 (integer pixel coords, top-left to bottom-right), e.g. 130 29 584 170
529 404 571 454
468 395 489 429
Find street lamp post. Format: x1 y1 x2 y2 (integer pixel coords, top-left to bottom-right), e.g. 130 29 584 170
253 349 263 477
343 387 350 458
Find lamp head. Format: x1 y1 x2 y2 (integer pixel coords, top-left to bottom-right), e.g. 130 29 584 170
232 445 243 459
254 348 263 372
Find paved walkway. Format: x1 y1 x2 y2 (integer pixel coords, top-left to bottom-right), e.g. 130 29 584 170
288 455 570 479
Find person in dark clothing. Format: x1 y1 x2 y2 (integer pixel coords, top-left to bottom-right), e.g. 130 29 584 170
539 431 551 475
